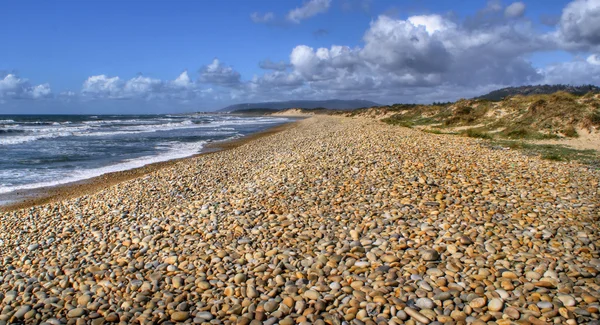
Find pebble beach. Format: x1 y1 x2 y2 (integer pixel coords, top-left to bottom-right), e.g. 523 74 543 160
1 115 599 325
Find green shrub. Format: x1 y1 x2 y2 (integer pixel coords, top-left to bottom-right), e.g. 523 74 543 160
562 126 579 138
589 109 600 125
465 129 493 139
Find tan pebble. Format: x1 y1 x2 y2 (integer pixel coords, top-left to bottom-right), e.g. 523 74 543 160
470 297 487 308
488 298 504 312
504 306 520 319
67 308 86 318
303 290 320 301
404 307 430 324
164 256 178 264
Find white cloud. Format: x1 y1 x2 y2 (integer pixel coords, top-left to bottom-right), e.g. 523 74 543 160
81 72 204 100
199 59 241 87
0 73 52 99
287 0 331 23
123 75 162 97
31 84 52 99
407 15 456 34
558 0 600 49
15 0 600 108
505 2 526 18
250 12 275 23
171 71 193 89
587 54 600 65
82 75 124 98
542 58 600 84
239 12 548 103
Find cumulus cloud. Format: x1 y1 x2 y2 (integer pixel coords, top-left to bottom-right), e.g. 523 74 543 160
0 73 52 99
171 71 193 89
259 59 291 71
558 0 600 48
250 12 274 23
588 54 600 65
243 10 551 103
542 58 600 85
287 0 331 23
82 75 124 98
505 2 526 18
81 71 209 100
20 0 600 107
199 59 241 87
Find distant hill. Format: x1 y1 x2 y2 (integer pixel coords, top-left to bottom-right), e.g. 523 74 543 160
219 99 380 113
477 84 600 101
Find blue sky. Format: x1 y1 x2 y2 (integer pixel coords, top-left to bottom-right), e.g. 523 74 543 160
1 0 599 113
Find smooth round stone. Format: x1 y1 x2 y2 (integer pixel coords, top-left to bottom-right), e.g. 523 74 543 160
495 289 510 300
446 245 458 254
421 249 439 261
459 235 473 245
224 287 235 296
426 268 444 277
404 307 431 324
488 298 504 312
504 306 520 319
525 271 542 280
234 274 247 285
164 256 178 264
303 290 320 301
27 243 40 251
171 311 189 322
469 297 487 308
433 292 452 301
197 281 210 290
381 254 398 263
195 312 213 321
247 286 258 298
416 298 434 309
12 306 31 320
329 282 341 291
67 308 85 318
537 301 553 309
264 301 279 313
558 295 576 307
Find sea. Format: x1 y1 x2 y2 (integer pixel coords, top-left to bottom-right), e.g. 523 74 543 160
0 114 290 205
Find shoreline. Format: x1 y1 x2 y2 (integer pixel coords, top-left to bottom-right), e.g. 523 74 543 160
0 119 300 213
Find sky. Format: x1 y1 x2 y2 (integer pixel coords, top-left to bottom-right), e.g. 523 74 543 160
1 0 600 114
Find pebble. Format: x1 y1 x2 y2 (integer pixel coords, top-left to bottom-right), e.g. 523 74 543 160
469 297 487 308
488 298 504 312
421 249 439 261
0 116 598 325
405 307 431 324
416 298 434 309
195 312 213 321
171 311 189 322
558 295 576 307
67 308 85 318
303 290 320 301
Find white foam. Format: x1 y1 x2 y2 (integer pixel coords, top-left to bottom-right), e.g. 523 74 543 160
0 132 74 145
0 140 207 194
0 119 15 123
0 119 202 144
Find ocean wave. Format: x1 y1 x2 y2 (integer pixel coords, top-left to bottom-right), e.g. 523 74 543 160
0 140 207 194
0 119 15 123
0 132 74 145
0 129 26 134
0 117 288 146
